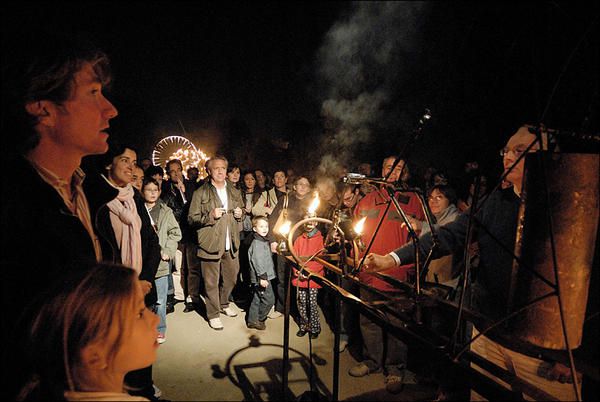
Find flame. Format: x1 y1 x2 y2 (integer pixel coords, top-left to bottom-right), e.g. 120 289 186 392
278 221 292 236
308 193 320 215
354 216 367 235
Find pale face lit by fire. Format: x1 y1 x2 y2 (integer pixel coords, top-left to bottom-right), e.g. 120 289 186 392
382 157 409 183
502 127 539 192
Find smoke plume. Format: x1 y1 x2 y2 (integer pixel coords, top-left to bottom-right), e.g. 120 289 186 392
316 1 428 175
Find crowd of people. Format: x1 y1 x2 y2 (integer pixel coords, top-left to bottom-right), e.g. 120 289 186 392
2 33 588 402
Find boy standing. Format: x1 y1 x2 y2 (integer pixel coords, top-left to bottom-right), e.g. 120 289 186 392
246 216 276 330
142 178 182 343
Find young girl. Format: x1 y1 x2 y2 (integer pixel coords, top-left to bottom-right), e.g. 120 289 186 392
17 263 160 401
292 217 325 339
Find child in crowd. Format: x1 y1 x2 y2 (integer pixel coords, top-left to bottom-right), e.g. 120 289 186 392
17 263 160 401
142 178 182 344
246 216 276 330
292 217 325 339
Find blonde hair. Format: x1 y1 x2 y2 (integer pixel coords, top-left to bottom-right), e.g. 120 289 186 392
19 264 138 400
251 215 269 227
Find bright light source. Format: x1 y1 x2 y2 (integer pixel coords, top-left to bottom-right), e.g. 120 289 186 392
152 135 210 178
354 216 367 235
278 221 291 236
308 194 320 215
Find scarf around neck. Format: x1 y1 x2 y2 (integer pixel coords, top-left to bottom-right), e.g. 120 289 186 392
104 180 143 274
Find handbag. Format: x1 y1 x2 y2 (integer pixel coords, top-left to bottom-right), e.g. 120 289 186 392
272 194 289 235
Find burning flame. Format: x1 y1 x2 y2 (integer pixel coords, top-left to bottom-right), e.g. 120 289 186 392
308 193 320 215
278 221 292 236
354 216 367 235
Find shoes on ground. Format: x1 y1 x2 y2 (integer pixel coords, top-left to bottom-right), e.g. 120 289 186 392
309 332 319 339
246 321 266 330
183 302 198 313
348 362 380 377
384 369 418 394
209 317 224 330
385 374 404 394
157 333 166 344
153 384 162 399
296 329 307 337
166 303 175 315
221 306 238 317
400 368 418 385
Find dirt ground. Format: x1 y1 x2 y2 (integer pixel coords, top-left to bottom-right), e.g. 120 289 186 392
153 300 438 401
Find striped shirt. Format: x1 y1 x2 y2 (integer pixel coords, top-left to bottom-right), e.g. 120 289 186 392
28 160 102 262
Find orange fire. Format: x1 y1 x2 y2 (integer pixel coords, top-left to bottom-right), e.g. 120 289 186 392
308 193 320 215
278 221 291 236
354 216 367 235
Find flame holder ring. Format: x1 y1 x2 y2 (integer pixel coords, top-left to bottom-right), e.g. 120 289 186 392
286 217 334 268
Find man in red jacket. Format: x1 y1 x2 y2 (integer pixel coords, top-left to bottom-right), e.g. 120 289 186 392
349 156 424 394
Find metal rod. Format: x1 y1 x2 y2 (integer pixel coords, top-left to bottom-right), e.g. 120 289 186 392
281 254 291 401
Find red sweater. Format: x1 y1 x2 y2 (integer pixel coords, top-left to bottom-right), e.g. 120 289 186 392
292 230 325 289
354 187 424 291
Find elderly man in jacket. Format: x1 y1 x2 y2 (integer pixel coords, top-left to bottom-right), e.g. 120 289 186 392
188 155 244 330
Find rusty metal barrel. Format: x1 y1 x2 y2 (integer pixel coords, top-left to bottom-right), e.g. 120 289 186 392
509 152 599 350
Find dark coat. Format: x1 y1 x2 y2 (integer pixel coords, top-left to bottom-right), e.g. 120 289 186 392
1 156 117 399
84 175 161 306
161 179 196 242
1 157 113 333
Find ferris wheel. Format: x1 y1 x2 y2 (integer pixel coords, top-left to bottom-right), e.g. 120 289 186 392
152 135 208 175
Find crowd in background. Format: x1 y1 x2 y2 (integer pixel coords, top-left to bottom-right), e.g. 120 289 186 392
125 151 491 397
3 32 587 402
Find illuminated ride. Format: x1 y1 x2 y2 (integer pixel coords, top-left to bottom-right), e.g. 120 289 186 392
152 135 209 178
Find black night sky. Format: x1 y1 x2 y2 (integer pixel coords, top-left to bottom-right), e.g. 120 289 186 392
2 1 599 181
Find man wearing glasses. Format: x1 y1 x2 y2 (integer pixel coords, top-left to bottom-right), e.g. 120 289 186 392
365 127 579 400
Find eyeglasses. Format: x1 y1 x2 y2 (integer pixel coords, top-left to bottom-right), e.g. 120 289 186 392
499 146 528 158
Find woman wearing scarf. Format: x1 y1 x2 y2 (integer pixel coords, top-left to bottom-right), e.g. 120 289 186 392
403 184 460 287
84 141 161 401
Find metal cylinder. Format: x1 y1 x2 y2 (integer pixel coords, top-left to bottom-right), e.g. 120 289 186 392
510 152 599 349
